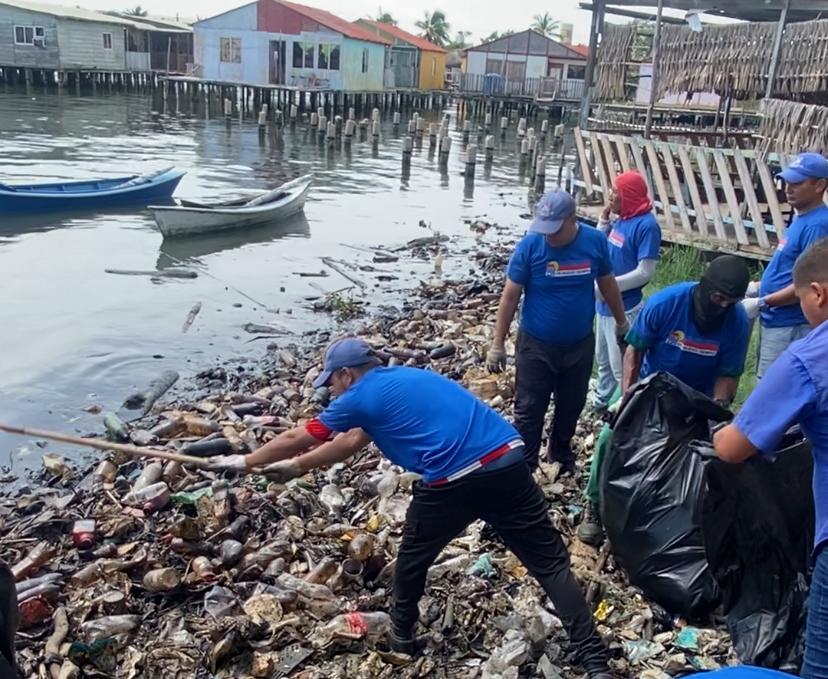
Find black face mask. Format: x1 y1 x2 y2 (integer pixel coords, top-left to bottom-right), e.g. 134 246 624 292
692 255 750 335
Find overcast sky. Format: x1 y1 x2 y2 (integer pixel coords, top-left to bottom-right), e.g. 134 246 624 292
76 0 730 44
78 0 603 43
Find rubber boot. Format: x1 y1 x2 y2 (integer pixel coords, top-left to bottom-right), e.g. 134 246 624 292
577 502 604 547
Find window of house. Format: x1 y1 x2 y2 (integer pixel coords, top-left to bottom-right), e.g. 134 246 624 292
304 43 313 68
220 37 241 63
14 25 44 45
102 32 112 49
317 44 341 71
361 48 369 73
292 41 303 68
567 65 586 80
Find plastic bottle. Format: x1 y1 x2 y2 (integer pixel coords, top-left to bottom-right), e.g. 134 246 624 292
181 438 233 457
320 611 391 639
81 614 140 641
190 556 216 582
123 482 170 511
219 540 243 568
72 520 96 550
11 541 56 580
182 414 219 436
305 556 338 585
169 538 213 557
162 460 182 485
143 567 181 592
94 460 118 484
133 462 163 493
347 533 374 562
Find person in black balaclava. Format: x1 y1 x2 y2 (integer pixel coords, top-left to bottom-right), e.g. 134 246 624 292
622 255 751 406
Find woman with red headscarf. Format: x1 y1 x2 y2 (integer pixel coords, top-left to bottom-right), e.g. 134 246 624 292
579 170 662 546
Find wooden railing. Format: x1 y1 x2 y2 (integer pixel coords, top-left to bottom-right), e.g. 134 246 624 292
573 128 790 259
458 74 586 101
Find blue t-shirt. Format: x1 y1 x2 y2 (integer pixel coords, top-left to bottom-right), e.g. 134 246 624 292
317 366 521 483
734 320 828 552
627 282 750 397
507 225 613 344
760 205 828 328
597 212 662 317
687 669 792 678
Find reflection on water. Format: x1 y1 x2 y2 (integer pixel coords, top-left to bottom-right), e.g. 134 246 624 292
0 88 565 465
157 212 311 267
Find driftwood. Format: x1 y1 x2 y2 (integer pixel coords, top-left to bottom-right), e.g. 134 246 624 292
321 257 367 290
105 269 197 279
119 370 180 419
182 302 202 334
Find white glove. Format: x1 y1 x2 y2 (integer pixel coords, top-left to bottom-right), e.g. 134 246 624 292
207 454 248 471
258 459 302 483
741 297 762 321
486 345 507 373
746 281 761 298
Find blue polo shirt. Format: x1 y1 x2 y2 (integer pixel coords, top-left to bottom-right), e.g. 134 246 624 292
317 367 521 484
760 205 828 328
507 225 613 344
597 212 662 317
627 282 750 397
687 669 792 678
733 320 828 552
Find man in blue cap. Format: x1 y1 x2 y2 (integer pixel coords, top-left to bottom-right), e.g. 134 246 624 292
742 152 828 376
208 337 613 677
487 187 627 474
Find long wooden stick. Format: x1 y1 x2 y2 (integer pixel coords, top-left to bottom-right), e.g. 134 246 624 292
0 423 211 467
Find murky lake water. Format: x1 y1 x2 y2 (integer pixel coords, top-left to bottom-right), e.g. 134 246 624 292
0 88 569 469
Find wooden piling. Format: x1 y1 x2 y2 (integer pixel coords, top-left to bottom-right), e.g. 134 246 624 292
465 143 477 178
485 135 495 162
534 155 546 194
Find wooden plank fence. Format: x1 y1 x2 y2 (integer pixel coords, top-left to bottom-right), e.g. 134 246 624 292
572 128 789 260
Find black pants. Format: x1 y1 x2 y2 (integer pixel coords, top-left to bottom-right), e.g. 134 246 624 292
0 561 18 678
514 330 595 469
392 457 608 672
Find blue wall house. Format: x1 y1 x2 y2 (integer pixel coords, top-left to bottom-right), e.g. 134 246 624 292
193 0 389 90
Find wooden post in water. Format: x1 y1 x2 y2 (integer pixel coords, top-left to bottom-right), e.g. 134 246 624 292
439 134 451 166
393 111 400 131
318 115 327 137
326 121 336 146
534 155 546 194
407 119 416 135
372 120 380 142
465 143 477 178
335 115 343 135
416 117 425 137
463 120 471 144
429 123 438 149
290 104 298 127
310 111 318 128
348 106 355 121
485 135 495 163
344 118 355 143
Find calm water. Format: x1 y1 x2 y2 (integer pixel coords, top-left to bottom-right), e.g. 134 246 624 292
0 88 566 469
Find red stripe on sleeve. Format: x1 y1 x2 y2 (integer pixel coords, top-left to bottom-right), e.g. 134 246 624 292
306 418 334 442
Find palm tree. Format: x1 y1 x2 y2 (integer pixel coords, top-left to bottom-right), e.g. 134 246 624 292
375 7 396 25
447 30 471 50
123 5 147 16
416 10 450 47
531 12 560 38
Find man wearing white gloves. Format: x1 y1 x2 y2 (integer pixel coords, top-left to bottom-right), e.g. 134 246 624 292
741 153 828 376
487 188 628 475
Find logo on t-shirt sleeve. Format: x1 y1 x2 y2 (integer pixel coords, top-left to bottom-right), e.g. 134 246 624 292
666 330 719 357
546 260 592 277
776 237 787 251
608 229 625 248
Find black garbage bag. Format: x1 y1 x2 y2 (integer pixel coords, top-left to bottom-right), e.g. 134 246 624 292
601 372 813 667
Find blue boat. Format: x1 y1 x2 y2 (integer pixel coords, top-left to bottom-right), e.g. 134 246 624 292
0 167 185 214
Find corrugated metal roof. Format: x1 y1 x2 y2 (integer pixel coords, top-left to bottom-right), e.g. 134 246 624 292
0 0 191 30
273 0 391 45
358 20 446 53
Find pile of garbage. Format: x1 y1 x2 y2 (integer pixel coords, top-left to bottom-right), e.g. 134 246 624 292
2 229 741 678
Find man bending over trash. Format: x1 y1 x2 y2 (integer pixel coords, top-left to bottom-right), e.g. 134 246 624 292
209 337 613 677
714 238 828 679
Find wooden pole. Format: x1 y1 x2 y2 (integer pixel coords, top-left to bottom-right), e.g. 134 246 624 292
579 0 603 129
765 0 791 100
644 0 664 140
0 423 210 467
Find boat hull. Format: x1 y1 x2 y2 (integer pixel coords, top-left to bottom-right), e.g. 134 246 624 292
150 176 312 238
0 168 185 214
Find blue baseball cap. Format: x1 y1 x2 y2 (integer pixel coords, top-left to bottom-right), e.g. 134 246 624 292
313 337 378 388
529 187 576 235
777 152 828 184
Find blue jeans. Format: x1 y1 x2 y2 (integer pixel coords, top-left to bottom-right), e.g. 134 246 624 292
758 324 811 378
803 546 828 678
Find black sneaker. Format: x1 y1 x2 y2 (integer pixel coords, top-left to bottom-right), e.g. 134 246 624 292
577 502 604 547
557 460 577 477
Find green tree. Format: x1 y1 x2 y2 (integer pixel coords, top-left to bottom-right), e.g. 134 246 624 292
447 30 471 49
531 12 560 38
123 5 147 16
375 7 396 25
482 29 514 43
416 10 451 47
